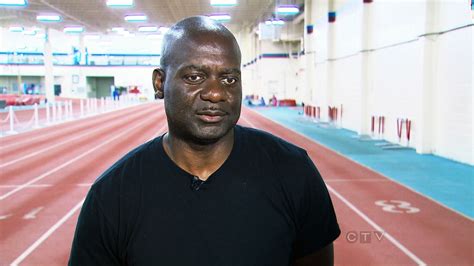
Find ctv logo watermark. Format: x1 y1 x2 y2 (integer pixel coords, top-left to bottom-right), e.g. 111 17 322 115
345 231 385 244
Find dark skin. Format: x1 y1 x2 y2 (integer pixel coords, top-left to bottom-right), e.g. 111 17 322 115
153 30 242 180
152 16 334 265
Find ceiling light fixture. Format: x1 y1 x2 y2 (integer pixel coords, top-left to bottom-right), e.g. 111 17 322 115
111 27 126 32
9 26 24 32
0 0 27 6
36 14 61 22
208 14 231 22
106 0 133 7
138 26 158 32
272 19 285 25
124 14 147 22
210 0 237 7
64 26 84 33
159 27 170 33
275 5 299 15
265 19 285 26
23 30 36 36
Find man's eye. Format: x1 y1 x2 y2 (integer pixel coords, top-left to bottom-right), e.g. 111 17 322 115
222 77 237 85
184 75 204 83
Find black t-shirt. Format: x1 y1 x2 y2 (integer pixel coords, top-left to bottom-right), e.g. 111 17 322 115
69 125 340 266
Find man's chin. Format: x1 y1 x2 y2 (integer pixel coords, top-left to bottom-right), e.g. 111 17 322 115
189 125 233 145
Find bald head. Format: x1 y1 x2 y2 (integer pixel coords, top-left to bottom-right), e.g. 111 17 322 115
160 16 241 71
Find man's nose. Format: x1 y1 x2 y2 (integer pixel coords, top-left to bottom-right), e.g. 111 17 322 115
200 78 227 103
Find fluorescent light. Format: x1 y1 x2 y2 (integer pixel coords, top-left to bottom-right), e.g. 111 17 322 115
264 20 285 26
0 0 27 6
9 26 24 32
210 0 237 7
118 30 129 35
138 26 158 32
272 20 285 25
111 27 125 32
208 14 231 22
37 14 61 22
23 30 36 36
124 14 147 22
64 26 84 33
159 27 170 33
106 0 133 7
276 5 299 15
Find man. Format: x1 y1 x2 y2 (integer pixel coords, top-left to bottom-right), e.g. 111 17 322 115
69 16 340 265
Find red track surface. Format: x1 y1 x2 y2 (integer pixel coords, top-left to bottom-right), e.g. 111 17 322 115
0 104 472 265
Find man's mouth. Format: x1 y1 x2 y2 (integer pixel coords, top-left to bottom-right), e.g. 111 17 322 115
196 110 227 123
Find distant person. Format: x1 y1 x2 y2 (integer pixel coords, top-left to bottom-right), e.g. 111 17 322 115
271 94 277 106
300 101 305 115
113 87 120 101
69 16 340 266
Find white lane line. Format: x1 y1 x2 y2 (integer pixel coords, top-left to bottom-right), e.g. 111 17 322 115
326 178 388 182
23 207 44 220
0 119 166 201
76 183 93 187
240 116 257 128
10 199 85 266
0 107 153 168
8 124 168 265
327 186 426 265
241 110 426 266
0 213 12 220
0 184 52 188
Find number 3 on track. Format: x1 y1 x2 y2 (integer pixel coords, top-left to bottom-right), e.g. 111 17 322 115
375 200 420 214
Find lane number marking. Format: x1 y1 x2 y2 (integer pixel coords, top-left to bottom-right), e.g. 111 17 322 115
375 200 420 214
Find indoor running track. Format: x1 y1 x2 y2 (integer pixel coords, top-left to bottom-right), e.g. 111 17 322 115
0 102 472 265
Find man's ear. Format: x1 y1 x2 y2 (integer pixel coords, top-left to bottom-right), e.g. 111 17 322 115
152 68 165 99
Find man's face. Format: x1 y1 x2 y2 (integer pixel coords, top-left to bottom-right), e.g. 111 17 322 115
163 33 242 144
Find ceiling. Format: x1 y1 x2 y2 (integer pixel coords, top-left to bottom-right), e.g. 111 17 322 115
0 0 304 34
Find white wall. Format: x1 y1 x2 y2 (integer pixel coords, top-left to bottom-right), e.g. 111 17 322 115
238 0 473 165
241 39 301 102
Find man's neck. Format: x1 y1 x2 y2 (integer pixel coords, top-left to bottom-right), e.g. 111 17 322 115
163 129 234 181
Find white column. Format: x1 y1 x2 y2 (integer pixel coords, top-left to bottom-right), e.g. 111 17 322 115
326 0 337 123
416 0 440 153
359 0 375 136
304 0 315 104
44 28 55 103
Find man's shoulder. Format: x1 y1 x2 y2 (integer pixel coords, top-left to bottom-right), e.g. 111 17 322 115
92 136 162 189
236 125 307 160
